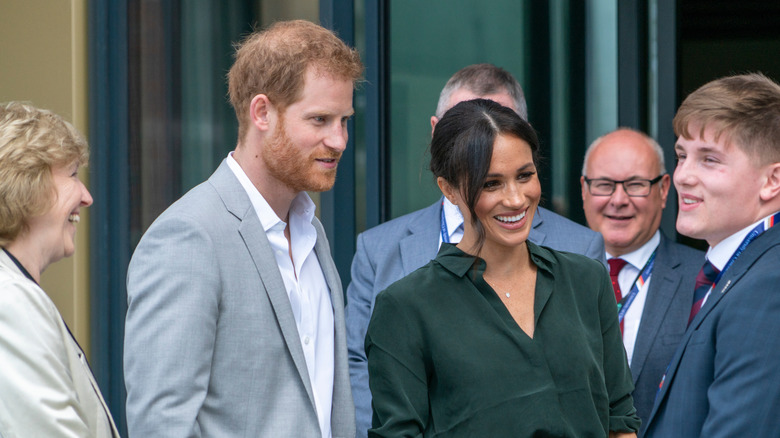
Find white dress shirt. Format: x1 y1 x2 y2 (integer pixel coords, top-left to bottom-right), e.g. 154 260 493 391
440 197 465 248
227 153 334 438
606 231 660 366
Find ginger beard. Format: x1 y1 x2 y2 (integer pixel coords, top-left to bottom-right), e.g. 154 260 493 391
263 112 342 193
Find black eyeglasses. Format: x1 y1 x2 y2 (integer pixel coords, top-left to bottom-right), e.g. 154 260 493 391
584 175 664 197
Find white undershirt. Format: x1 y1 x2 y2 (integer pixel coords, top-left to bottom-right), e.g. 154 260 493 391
703 212 779 307
227 153 334 438
440 197 465 248
606 231 660 366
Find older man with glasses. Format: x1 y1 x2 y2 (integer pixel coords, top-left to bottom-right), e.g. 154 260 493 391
580 127 703 429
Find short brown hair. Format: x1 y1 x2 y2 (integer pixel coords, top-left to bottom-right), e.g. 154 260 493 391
227 20 363 143
0 102 88 246
674 73 780 165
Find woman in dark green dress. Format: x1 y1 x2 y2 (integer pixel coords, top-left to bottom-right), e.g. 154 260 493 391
366 99 640 438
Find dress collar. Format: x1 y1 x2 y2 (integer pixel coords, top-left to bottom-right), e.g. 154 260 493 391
435 241 556 279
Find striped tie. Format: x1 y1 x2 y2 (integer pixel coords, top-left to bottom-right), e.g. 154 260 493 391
608 258 628 302
608 258 628 334
688 260 720 325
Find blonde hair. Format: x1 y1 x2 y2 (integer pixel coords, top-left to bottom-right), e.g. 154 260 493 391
227 20 363 143
0 102 89 246
674 73 780 165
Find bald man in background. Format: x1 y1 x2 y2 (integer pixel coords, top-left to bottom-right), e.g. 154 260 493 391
580 128 702 428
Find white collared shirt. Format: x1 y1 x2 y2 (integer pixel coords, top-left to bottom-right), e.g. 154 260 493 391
702 212 780 307
227 153 334 438
606 230 660 366
440 197 465 248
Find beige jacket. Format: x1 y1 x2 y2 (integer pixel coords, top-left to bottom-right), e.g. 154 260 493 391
0 251 118 438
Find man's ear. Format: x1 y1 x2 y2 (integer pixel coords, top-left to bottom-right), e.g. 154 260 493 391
580 176 588 202
430 116 439 138
249 94 273 132
759 162 780 202
658 173 672 206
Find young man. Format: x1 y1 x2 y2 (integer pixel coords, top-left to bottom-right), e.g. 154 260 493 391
580 128 702 427
346 64 604 437
124 20 363 437
644 73 780 437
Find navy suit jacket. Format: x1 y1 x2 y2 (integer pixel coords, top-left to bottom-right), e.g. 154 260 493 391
644 225 780 437
345 200 605 437
630 233 702 433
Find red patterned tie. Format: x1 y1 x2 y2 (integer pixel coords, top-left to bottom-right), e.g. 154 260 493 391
688 260 720 325
608 258 628 334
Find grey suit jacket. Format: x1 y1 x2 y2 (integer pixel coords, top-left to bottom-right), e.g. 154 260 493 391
628 233 702 433
0 252 118 438
124 160 355 437
345 200 605 437
644 225 780 438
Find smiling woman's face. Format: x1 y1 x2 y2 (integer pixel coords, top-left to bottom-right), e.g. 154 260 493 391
25 161 93 265
445 133 540 254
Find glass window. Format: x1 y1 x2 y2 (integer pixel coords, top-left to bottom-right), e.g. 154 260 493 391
129 0 319 245
386 0 618 225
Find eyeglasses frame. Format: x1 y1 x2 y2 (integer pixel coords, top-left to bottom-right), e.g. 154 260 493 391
583 175 665 197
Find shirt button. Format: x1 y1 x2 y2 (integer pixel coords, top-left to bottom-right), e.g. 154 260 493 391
304 336 310 345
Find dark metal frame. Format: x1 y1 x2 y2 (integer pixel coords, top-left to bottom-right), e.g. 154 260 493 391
88 0 130 434
320 0 388 288
618 0 677 237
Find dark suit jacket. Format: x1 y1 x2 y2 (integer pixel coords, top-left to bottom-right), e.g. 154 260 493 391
630 233 702 433
644 225 780 438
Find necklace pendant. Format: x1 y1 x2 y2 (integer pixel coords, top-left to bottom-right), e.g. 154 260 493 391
505 292 511 298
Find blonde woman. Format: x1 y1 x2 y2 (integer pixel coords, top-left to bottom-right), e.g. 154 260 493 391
0 102 118 437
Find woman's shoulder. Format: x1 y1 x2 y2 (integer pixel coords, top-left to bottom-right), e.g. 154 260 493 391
0 268 61 322
381 258 451 301
529 242 606 275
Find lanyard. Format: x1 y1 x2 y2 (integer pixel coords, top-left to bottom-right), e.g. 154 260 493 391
617 250 656 324
440 201 451 243
712 211 780 287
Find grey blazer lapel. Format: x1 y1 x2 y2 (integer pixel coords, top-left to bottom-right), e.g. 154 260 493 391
312 219 355 437
312 217 342 304
399 201 442 275
630 236 682 382
210 161 317 410
528 206 546 246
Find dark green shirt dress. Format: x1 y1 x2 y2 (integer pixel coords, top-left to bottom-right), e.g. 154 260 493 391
366 242 640 437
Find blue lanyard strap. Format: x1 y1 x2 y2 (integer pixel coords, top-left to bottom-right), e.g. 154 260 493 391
713 211 780 286
617 250 657 323
440 201 450 244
